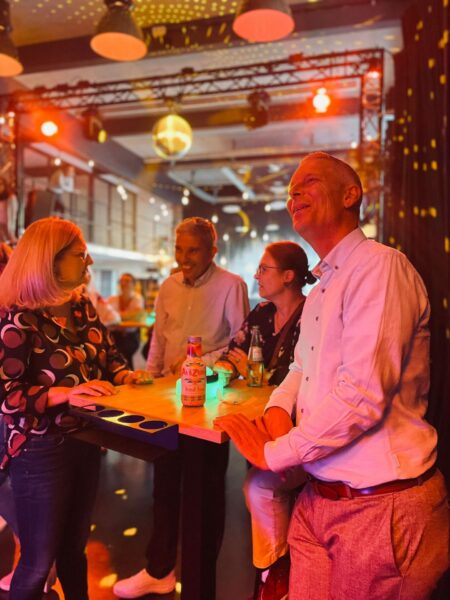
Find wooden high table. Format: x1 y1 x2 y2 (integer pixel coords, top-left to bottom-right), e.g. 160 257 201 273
73 376 271 600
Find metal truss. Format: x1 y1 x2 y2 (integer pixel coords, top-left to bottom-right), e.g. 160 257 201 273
5 48 384 112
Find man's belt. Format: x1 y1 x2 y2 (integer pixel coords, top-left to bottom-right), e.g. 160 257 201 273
306 464 437 500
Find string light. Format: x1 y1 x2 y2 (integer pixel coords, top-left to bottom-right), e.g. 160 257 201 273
211 214 219 224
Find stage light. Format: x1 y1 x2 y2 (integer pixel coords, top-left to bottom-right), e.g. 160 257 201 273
211 214 219 224
91 0 147 62
41 120 59 137
312 87 331 114
181 196 189 206
244 90 270 129
233 0 295 42
83 109 108 143
367 59 382 79
0 1 23 77
152 113 193 160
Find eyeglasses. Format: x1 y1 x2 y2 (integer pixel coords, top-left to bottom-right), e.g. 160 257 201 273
256 264 282 275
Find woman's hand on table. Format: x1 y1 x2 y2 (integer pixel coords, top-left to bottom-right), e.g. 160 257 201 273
213 360 235 387
214 414 270 470
123 370 153 385
227 348 248 378
67 380 117 408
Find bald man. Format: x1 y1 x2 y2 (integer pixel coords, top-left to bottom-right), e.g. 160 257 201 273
216 152 449 600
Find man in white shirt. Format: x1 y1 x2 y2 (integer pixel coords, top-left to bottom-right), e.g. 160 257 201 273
216 153 449 600
114 217 249 599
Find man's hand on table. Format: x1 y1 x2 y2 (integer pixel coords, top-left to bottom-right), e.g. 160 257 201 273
214 414 271 470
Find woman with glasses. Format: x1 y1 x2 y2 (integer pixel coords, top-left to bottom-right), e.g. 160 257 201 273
215 241 315 386
0 217 151 600
215 241 316 600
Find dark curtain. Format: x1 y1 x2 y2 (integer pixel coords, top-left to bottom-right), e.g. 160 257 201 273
384 3 449 594
385 0 449 476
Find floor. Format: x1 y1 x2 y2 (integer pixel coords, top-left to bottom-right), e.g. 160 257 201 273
0 445 255 600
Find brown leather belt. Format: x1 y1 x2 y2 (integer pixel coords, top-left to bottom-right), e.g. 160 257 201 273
306 464 437 500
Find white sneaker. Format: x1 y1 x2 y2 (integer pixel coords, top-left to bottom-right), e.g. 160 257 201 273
0 564 57 593
113 568 176 598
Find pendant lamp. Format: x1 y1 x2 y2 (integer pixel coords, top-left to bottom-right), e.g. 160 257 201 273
0 0 23 77
233 0 295 43
90 0 147 62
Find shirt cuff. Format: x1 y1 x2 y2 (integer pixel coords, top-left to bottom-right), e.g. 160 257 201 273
264 431 300 472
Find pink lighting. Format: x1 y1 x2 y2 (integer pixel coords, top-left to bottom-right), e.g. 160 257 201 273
233 0 295 42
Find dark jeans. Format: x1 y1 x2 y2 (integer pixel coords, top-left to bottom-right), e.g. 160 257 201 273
146 440 229 578
0 419 18 535
9 434 100 600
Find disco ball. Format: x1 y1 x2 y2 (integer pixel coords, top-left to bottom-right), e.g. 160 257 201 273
152 113 193 160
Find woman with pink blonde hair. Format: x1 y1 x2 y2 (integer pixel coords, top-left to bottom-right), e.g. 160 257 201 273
0 217 151 600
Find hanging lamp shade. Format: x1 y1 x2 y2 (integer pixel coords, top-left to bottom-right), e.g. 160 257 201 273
152 113 193 160
0 31 23 76
0 0 23 77
233 0 295 42
90 0 147 62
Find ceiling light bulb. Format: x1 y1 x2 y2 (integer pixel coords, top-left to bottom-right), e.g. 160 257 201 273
41 120 59 137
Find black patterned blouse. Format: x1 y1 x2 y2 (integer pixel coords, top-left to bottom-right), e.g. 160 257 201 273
223 300 304 386
0 295 130 467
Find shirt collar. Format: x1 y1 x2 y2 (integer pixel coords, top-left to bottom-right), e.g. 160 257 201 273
312 228 367 279
182 261 216 287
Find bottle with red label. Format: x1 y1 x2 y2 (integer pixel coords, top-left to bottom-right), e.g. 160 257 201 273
181 336 206 407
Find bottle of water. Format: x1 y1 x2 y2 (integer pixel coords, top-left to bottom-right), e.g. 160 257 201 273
181 336 206 406
247 326 264 387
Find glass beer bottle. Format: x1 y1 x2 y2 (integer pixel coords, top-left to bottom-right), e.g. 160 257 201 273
181 336 206 407
247 326 264 387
